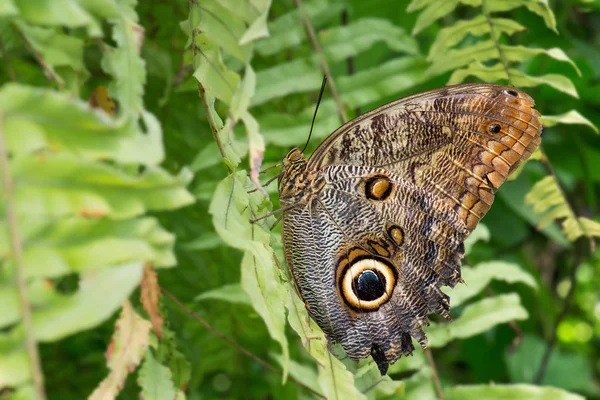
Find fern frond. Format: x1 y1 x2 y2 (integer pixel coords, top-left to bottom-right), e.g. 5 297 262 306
428 16 526 60
525 176 600 241
447 62 578 98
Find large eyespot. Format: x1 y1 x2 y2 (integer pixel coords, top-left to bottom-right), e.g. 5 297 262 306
339 258 397 311
365 175 393 201
504 89 518 97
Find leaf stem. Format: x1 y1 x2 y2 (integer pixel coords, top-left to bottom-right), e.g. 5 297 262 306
17 28 63 90
0 38 16 82
188 0 232 173
0 114 47 400
197 82 233 173
161 287 325 399
294 0 348 123
534 237 588 383
425 348 445 400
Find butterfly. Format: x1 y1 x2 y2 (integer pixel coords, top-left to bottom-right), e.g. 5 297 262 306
277 83 542 374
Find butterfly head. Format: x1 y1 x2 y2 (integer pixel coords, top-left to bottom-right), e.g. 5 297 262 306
278 148 325 205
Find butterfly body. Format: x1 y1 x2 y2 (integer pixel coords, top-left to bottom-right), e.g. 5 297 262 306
278 84 542 374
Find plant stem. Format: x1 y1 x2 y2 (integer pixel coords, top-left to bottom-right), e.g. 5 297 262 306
18 29 63 90
0 114 47 400
188 0 232 173
161 287 325 399
482 0 512 83
425 348 445 400
534 241 586 384
0 38 16 82
294 0 348 123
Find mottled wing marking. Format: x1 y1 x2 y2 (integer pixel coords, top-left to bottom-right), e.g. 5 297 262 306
309 84 542 229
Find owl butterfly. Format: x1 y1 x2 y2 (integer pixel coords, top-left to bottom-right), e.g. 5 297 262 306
277 84 542 375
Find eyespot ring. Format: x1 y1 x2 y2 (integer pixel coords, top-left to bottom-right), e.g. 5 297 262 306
338 258 397 311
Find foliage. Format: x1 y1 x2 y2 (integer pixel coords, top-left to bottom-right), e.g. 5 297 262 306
0 0 599 399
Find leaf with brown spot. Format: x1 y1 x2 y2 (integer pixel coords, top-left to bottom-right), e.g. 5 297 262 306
89 300 151 400
140 264 164 340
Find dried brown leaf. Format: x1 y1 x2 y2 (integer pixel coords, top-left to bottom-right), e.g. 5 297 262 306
140 264 164 340
89 300 151 400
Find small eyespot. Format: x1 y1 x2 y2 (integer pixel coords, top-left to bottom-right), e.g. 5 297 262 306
338 258 397 311
387 225 404 246
504 89 518 97
366 175 393 200
489 123 501 134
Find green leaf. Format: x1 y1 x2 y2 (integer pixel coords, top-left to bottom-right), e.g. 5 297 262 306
195 283 251 305
444 262 537 307
253 59 321 106
541 110 598 133
428 16 525 59
13 0 102 36
254 0 345 56
138 350 177 400
35 262 144 341
239 0 271 44
101 1 146 113
0 332 29 387
410 0 461 35
498 174 569 247
428 44 579 77
448 62 578 98
523 176 596 241
209 172 288 379
182 231 223 251
9 154 194 220
354 363 405 399
18 217 176 280
285 286 366 399
464 224 490 255
506 335 596 394
14 21 86 86
445 384 584 400
428 294 528 347
230 66 256 121
500 46 581 76
0 84 164 164
197 0 251 62
191 33 241 105
484 0 557 33
320 18 419 61
272 352 320 394
0 0 18 17
190 143 225 172
403 367 437 399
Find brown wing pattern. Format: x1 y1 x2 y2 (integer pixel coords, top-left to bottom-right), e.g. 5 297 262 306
278 84 543 375
309 83 542 229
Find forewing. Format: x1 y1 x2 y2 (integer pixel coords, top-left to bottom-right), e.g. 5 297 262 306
309 83 543 229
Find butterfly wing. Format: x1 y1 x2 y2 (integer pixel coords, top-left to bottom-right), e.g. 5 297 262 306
279 84 543 374
309 83 542 229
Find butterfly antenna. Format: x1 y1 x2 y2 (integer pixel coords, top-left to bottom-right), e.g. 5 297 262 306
301 75 328 153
